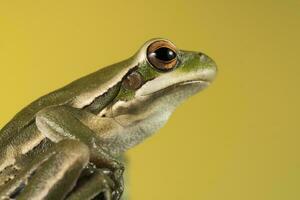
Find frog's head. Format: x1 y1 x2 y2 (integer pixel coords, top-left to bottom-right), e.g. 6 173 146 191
98 38 217 153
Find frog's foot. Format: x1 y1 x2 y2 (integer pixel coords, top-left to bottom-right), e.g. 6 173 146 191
100 163 124 200
111 175 124 200
67 163 123 200
66 167 114 200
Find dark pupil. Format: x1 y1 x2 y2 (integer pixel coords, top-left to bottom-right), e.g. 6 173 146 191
154 47 176 61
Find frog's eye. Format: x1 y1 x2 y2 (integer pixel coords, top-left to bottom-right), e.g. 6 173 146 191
147 40 177 71
123 71 144 90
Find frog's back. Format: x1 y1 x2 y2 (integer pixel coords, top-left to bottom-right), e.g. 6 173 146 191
0 59 133 137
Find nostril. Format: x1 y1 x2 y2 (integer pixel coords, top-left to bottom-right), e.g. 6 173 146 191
199 53 207 62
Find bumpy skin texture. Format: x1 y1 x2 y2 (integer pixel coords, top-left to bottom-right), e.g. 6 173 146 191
0 38 217 200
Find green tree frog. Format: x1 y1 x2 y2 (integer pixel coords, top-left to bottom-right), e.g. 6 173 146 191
0 38 217 200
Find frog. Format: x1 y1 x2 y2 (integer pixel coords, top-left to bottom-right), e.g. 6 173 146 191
0 38 217 200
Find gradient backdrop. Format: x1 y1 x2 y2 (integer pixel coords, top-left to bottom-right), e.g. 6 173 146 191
0 1 299 200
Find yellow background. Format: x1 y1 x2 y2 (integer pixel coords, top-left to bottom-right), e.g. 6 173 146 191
0 1 299 199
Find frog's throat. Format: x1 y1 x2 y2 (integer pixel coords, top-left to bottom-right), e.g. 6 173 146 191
97 81 206 155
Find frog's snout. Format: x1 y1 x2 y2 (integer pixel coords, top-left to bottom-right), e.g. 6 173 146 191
197 52 218 82
198 52 215 65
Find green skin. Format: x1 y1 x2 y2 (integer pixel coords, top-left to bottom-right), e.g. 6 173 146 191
0 38 217 200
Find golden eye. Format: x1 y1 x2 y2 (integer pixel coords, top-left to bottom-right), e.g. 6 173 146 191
123 71 144 90
147 40 178 71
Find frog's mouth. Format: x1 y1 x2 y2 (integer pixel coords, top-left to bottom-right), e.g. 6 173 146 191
135 66 216 98
140 79 210 97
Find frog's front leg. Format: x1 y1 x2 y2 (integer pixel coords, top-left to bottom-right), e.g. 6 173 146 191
35 105 124 199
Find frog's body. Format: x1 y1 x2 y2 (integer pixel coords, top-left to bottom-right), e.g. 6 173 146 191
0 38 217 200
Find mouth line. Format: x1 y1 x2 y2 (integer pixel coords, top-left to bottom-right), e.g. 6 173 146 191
141 79 210 96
